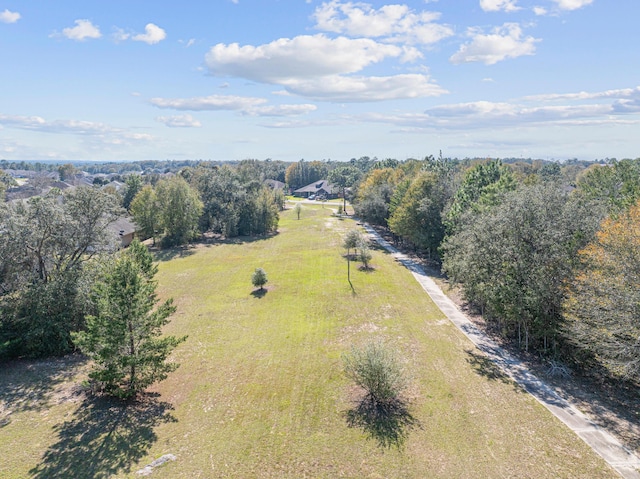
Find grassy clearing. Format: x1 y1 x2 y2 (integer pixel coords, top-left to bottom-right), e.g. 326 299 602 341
0 207 618 478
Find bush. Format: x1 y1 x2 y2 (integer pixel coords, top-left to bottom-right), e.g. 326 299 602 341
251 268 268 291
358 238 372 269
343 341 407 407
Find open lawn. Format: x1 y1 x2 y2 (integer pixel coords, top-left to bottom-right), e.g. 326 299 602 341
0 205 618 478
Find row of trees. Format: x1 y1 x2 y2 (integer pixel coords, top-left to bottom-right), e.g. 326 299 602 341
121 163 283 247
353 156 640 383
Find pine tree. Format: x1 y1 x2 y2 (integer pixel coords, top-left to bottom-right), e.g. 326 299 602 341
73 240 186 398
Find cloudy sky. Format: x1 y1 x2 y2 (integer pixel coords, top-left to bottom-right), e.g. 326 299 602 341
1 0 638 162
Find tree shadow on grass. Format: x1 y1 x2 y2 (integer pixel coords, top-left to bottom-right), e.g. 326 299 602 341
0 355 86 426
30 392 177 479
152 245 197 262
250 288 268 298
345 395 420 450
465 349 517 387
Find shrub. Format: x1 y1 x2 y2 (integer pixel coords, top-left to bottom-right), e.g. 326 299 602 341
251 268 268 291
343 341 407 407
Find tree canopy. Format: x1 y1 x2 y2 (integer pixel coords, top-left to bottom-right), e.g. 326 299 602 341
564 200 640 380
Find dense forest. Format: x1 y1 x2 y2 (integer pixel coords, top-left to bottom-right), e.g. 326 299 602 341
1 155 639 392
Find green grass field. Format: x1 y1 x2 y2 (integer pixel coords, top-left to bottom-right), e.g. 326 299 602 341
0 204 618 478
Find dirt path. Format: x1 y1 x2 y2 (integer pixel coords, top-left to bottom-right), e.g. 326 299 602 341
364 224 640 479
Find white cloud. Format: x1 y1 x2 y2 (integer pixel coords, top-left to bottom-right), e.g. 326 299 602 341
479 0 520 12
112 27 131 42
450 23 539 65
249 104 318 117
0 9 20 23
533 6 548 15
156 114 202 128
0 114 152 143
552 0 593 11
151 94 268 111
61 19 102 41
312 1 453 45
150 94 317 117
132 23 166 44
205 34 409 82
350 85 640 132
282 73 447 102
524 86 640 102
203 34 445 102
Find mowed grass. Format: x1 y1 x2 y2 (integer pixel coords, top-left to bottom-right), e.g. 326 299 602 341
0 204 617 478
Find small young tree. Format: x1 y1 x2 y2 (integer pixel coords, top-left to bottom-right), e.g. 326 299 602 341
251 267 268 291
343 229 363 260
294 202 302 220
343 229 364 282
358 237 372 270
72 240 186 399
343 341 407 408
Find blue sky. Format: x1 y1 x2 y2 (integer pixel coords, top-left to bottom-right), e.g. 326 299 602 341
0 0 638 162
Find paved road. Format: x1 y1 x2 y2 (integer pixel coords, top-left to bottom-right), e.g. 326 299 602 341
364 224 640 479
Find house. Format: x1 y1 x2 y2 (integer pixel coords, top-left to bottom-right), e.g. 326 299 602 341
109 216 138 248
293 180 338 199
264 179 285 190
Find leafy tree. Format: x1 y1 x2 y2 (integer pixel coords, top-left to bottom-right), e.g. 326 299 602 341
156 176 203 246
343 229 363 260
57 163 78 181
564 201 640 380
130 185 160 244
442 183 604 353
251 268 268 291
343 341 407 408
343 229 364 282
73 240 186 398
445 159 516 233
122 174 143 211
237 182 279 236
294 202 302 220
328 165 361 214
358 237 372 270
0 187 122 357
354 168 401 226
0 170 17 202
190 165 242 237
388 172 448 258
285 160 329 190
574 158 640 212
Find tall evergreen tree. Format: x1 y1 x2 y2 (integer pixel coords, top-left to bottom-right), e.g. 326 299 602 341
73 240 186 398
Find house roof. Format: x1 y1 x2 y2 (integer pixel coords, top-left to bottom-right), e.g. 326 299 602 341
264 179 285 190
293 180 337 194
109 216 137 237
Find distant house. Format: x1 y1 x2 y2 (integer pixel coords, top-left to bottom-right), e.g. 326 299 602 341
101 180 125 192
264 179 285 190
293 180 338 199
109 216 138 248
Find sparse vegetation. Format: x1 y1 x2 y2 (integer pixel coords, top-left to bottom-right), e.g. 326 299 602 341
343 340 407 407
